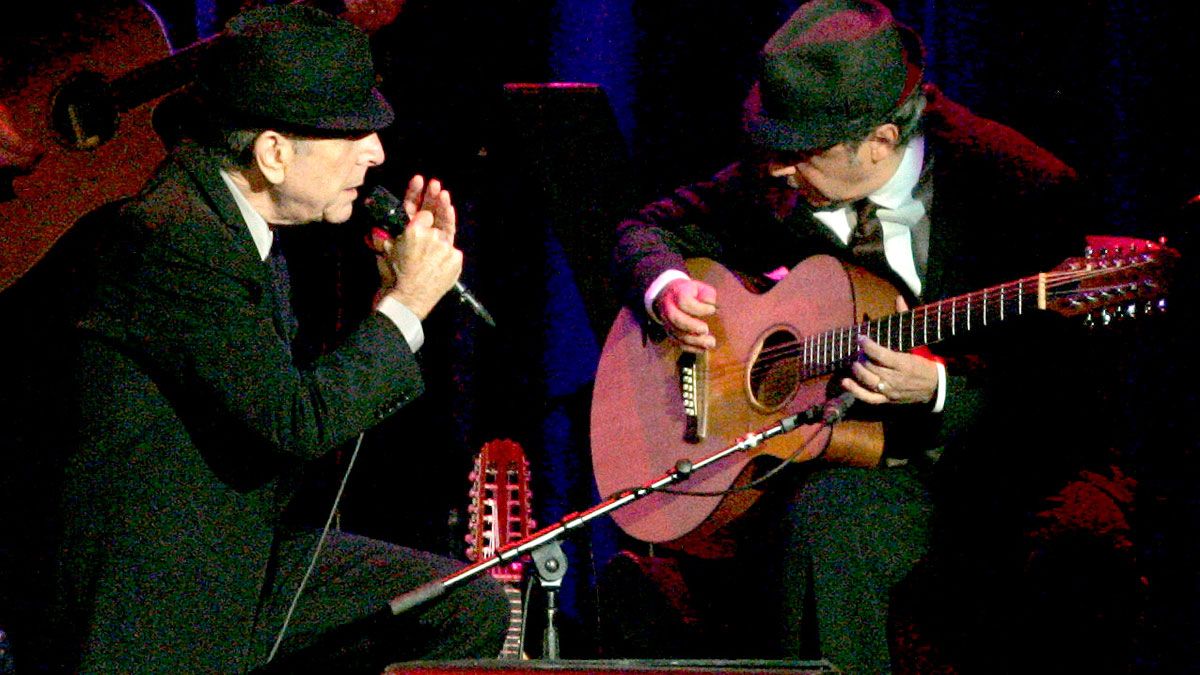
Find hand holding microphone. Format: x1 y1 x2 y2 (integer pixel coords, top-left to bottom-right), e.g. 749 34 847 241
365 178 494 326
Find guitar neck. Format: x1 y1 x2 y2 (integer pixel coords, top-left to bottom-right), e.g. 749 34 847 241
498 582 525 659
105 0 383 116
106 46 207 115
804 271 1047 377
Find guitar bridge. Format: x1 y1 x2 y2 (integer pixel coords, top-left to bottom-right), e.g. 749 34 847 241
679 352 708 443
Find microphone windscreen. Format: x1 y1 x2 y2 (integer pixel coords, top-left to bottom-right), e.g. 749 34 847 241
363 186 407 236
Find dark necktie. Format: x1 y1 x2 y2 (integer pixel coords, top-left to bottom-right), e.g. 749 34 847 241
267 244 299 343
849 198 889 274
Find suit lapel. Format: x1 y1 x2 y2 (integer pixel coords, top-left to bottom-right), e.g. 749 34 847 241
175 142 297 343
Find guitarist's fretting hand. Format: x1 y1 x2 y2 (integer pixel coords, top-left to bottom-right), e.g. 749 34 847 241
654 277 719 353
842 296 939 406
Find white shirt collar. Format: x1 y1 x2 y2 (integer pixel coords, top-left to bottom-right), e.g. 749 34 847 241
809 135 926 296
219 168 273 261
867 134 924 211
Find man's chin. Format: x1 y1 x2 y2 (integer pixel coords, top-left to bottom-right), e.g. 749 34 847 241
323 206 355 224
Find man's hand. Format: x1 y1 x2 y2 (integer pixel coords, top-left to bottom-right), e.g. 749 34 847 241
653 277 718 353
369 175 462 319
402 174 456 244
842 296 938 405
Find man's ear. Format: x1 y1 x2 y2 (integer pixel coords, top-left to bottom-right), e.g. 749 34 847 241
868 123 901 162
252 131 293 185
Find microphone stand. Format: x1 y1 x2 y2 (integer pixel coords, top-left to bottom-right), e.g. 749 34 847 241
388 394 854 622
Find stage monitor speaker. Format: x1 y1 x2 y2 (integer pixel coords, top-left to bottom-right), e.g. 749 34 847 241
384 658 839 674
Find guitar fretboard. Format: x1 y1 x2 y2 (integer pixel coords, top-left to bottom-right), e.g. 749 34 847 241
802 273 1048 378
499 584 524 659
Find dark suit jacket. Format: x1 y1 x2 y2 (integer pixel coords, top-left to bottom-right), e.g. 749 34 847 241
613 84 1090 459
53 141 425 672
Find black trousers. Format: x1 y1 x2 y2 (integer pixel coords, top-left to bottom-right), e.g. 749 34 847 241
250 530 509 673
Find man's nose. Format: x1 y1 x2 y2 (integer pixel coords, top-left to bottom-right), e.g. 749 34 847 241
359 133 385 166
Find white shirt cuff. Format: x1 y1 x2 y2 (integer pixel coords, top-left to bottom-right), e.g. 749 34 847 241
376 295 424 352
644 269 691 320
932 360 947 413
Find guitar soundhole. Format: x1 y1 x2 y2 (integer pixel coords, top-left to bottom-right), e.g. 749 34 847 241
748 327 801 412
51 71 119 150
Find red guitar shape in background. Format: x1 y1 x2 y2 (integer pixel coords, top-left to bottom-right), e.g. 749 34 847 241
0 0 403 293
465 439 535 660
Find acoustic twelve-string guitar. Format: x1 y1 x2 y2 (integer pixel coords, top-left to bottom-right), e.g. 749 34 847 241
590 236 1176 553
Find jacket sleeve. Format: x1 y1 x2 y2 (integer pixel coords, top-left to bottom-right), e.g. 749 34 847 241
81 209 424 463
612 162 756 318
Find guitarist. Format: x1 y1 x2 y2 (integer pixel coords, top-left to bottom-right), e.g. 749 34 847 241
610 1 1107 671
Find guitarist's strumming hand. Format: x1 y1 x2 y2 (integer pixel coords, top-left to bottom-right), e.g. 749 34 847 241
842 295 939 406
654 278 719 353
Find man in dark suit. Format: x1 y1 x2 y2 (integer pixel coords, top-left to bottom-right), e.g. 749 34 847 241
608 0 1105 671
46 5 507 672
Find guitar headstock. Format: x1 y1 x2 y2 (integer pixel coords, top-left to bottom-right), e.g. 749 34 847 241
1047 236 1179 326
465 439 534 583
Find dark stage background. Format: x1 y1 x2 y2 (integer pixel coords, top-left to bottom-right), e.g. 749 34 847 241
1 0 1197 671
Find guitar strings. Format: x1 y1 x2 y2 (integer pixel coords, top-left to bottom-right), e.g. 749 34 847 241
703 263 1157 381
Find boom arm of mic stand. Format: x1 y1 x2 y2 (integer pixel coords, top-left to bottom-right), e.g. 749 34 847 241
388 400 828 615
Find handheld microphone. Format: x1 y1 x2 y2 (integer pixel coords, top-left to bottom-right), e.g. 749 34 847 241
363 186 495 327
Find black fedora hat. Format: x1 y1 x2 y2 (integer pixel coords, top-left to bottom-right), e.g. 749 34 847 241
743 0 924 151
197 5 394 134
